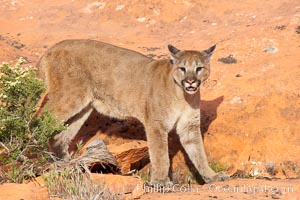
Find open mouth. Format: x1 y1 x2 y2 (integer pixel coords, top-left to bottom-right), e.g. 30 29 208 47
182 80 201 94
186 86 197 91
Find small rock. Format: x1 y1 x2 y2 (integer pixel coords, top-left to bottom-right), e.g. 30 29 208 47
6 40 25 49
83 2 106 13
137 17 147 22
263 46 278 53
90 1 106 9
236 74 242 77
218 54 237 64
115 5 125 11
274 25 286 30
229 96 243 104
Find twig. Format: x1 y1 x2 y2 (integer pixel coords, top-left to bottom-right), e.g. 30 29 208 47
0 142 9 153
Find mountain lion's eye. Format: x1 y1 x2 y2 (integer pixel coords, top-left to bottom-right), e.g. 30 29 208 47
179 67 186 73
196 67 204 73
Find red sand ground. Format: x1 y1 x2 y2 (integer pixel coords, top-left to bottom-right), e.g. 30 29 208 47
0 0 299 199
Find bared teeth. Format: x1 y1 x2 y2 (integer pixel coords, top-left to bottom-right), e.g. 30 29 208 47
187 87 196 91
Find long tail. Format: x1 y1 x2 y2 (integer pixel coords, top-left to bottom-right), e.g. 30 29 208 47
36 56 47 86
35 56 49 116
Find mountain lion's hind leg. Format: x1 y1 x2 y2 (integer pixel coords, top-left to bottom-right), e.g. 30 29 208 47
45 79 93 159
48 105 93 159
176 110 230 183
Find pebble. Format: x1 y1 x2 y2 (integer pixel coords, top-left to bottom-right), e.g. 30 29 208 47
263 46 278 53
115 5 125 11
137 17 146 22
229 96 243 104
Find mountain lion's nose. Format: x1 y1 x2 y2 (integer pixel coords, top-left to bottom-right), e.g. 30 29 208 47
186 79 195 84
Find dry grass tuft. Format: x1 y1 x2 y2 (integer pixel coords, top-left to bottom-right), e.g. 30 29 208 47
44 163 119 200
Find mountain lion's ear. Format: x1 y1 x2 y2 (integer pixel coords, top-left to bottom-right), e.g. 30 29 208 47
204 44 216 57
168 44 180 63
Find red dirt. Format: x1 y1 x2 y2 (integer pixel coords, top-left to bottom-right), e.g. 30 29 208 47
0 0 299 199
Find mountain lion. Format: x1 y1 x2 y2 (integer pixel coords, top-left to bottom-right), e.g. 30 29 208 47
37 40 230 185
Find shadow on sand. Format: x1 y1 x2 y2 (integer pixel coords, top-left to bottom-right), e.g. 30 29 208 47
69 96 224 183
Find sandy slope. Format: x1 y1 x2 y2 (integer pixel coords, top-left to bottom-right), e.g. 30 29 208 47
0 0 299 199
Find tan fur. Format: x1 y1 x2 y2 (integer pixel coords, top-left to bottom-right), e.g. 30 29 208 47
37 39 229 185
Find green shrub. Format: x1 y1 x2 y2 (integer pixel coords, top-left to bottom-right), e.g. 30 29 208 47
209 161 228 173
0 58 66 183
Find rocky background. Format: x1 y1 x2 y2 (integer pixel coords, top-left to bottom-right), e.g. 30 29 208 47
0 0 299 199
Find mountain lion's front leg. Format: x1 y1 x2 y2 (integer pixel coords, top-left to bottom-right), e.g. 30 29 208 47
146 126 173 186
177 110 230 183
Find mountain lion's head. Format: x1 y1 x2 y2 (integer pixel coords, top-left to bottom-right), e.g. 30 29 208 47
168 44 216 95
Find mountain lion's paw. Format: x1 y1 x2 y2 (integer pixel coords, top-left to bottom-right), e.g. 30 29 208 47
204 171 230 183
212 171 230 182
150 178 174 188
